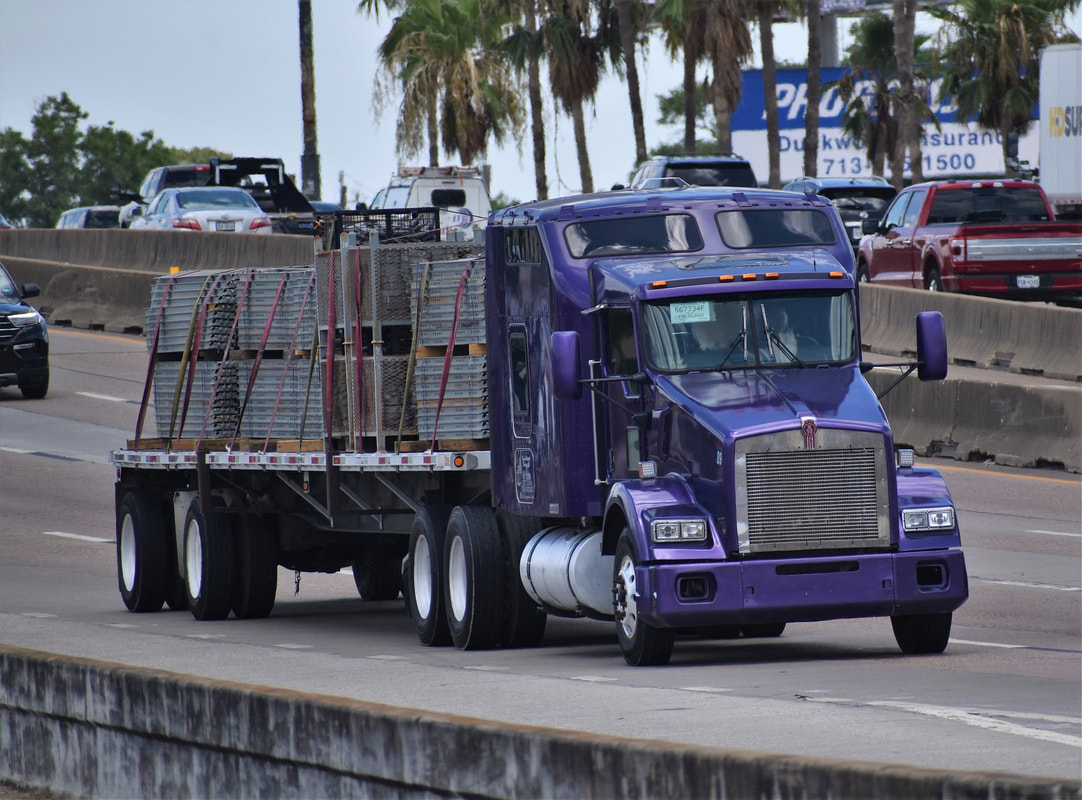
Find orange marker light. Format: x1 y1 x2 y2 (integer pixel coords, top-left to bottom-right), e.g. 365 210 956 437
718 275 734 282
765 272 780 279
453 455 465 468
741 273 757 281
829 271 844 278
651 280 668 288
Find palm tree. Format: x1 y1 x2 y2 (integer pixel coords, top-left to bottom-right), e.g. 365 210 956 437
891 0 916 189
654 0 709 154
545 0 609 193
498 0 550 199
372 0 524 167
615 0 649 166
835 13 898 177
930 0 1082 175
756 0 783 188
803 0 822 177
705 1 754 155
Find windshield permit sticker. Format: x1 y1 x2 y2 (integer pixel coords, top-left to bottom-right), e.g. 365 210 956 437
670 301 714 324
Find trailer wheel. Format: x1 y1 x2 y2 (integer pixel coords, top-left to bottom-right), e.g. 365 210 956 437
497 512 546 648
614 532 674 666
116 491 167 613
182 498 234 621
891 612 952 654
232 515 278 619
352 551 403 601
742 622 786 638
444 505 504 650
408 505 451 646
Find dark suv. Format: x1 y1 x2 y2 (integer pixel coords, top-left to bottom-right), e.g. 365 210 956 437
783 176 897 250
629 154 758 190
0 260 49 399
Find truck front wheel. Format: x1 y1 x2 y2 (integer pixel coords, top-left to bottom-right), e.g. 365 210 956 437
182 498 235 621
116 491 167 613
891 612 952 654
408 505 451 646
444 505 504 650
613 532 674 666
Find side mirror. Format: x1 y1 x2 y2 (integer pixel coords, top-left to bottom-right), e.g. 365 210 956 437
20 282 40 300
861 218 881 236
551 331 583 400
916 311 947 381
130 206 143 219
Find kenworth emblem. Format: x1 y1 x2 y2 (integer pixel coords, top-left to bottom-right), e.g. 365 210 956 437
801 416 818 449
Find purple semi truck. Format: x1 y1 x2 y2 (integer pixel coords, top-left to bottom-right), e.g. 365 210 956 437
113 186 968 666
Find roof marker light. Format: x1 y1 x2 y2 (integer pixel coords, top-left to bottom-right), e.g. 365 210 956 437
829 271 844 278
765 272 780 279
718 275 734 282
651 280 668 288
741 273 757 281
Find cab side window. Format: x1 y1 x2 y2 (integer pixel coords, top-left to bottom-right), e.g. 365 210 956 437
882 193 911 230
509 328 530 419
901 189 928 227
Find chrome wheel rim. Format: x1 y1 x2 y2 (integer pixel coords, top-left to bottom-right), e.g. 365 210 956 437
412 534 433 619
616 554 638 640
448 534 468 622
120 514 137 591
185 519 203 599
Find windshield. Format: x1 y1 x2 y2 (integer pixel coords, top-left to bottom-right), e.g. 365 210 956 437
177 189 259 210
822 188 896 216
715 208 837 248
564 214 704 258
641 291 856 372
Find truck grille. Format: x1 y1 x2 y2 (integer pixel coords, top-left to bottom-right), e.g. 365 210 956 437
735 429 890 555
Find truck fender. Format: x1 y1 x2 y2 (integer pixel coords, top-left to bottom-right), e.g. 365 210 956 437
601 475 700 557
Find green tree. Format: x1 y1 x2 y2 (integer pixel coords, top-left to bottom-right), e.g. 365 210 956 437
704 1 753 155
615 0 649 166
76 124 175 206
930 0 1081 175
21 93 86 227
498 0 550 200
654 0 709 154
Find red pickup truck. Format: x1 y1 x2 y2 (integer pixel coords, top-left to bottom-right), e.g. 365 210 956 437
856 180 1082 300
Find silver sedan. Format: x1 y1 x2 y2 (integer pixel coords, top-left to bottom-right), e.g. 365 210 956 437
131 186 271 233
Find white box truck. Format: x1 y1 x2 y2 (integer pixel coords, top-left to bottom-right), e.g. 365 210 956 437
1039 43 1082 218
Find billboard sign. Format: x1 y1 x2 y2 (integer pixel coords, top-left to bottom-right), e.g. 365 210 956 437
730 67 1039 182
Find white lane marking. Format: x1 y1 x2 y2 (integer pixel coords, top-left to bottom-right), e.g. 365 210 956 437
76 392 127 403
1025 529 1082 538
811 698 1081 747
275 643 312 650
22 613 58 619
104 623 138 629
1 446 34 454
186 634 226 640
367 655 409 661
43 531 113 543
950 638 1026 649
464 665 509 672
569 676 618 682
681 686 733 694
974 577 1080 592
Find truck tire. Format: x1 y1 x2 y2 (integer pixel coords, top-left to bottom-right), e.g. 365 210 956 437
231 515 278 620
444 505 505 650
613 531 674 666
19 371 49 400
497 512 547 648
856 262 871 283
409 505 452 646
924 267 944 292
182 497 234 621
891 612 952 654
352 550 403 601
116 491 167 613
742 622 786 638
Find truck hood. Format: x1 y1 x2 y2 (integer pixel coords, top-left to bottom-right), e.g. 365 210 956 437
655 366 887 440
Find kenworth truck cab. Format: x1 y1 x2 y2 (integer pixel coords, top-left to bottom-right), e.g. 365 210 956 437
488 186 967 665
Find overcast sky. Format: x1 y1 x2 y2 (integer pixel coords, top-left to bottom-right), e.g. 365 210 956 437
2 1 1079 206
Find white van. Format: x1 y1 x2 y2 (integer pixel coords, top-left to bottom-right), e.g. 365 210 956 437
371 166 492 241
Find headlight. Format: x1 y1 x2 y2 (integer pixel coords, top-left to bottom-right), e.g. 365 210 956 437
651 518 708 543
902 507 955 532
8 310 43 328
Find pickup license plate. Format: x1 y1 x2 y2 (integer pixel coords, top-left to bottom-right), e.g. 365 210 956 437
1016 274 1040 289
215 221 235 232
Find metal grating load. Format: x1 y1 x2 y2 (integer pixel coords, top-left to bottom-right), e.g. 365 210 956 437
152 360 239 440
236 359 324 440
411 258 485 347
415 356 488 438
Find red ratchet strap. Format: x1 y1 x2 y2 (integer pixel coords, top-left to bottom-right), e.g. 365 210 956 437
175 272 225 440
430 258 475 447
229 273 286 449
324 251 337 453
263 270 316 451
353 247 365 450
134 273 178 445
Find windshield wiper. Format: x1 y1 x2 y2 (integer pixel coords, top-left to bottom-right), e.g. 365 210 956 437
713 306 749 370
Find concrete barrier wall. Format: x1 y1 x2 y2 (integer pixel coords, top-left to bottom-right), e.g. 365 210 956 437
868 370 1082 472
3 646 1078 800
859 284 1082 382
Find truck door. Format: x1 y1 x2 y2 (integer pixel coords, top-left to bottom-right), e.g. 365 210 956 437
601 309 644 481
869 191 916 285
